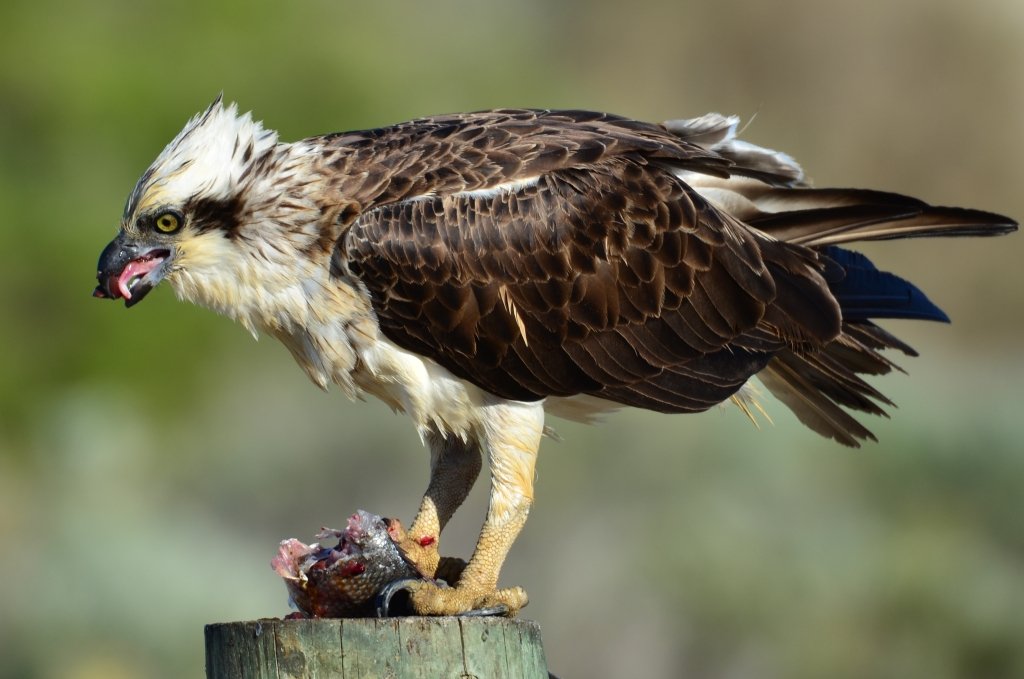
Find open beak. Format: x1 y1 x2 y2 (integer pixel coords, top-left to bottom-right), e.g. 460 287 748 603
93 232 171 307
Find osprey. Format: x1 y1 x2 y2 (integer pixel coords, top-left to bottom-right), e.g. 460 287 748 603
94 97 1015 616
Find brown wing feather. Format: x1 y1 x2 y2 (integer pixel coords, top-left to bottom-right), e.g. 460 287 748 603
316 109 732 209
339 150 838 411
323 108 1014 443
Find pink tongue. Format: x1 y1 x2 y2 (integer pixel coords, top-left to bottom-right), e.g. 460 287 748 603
116 257 163 300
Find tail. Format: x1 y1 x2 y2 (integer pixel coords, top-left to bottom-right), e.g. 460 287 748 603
760 208 1014 446
667 113 1018 445
751 189 1013 446
755 245 948 447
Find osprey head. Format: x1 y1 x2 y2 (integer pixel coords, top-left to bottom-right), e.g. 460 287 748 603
94 95 279 307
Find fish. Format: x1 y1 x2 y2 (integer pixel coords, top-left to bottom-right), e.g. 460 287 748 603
271 510 420 617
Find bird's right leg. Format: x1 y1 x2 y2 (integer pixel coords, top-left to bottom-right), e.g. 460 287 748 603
391 432 482 580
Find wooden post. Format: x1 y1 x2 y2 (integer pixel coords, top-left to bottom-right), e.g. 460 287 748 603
205 617 549 678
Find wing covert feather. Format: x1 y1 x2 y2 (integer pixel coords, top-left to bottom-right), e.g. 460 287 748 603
305 108 1014 442
340 155 838 407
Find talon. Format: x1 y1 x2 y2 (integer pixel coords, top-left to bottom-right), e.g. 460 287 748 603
405 580 528 617
458 604 509 617
375 577 434 618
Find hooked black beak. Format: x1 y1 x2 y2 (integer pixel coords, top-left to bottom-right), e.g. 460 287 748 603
93 232 171 308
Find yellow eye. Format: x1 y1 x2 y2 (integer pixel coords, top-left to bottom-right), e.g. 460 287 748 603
154 211 181 233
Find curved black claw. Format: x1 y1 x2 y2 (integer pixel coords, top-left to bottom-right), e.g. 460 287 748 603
375 577 426 617
458 604 510 617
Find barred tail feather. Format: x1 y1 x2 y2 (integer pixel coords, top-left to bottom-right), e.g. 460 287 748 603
740 184 1013 445
670 113 1016 444
747 190 1016 245
758 321 915 447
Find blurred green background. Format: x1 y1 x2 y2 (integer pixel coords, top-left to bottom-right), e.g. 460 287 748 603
1 0 1022 677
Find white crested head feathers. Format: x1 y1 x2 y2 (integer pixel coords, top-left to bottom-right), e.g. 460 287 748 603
122 94 280 226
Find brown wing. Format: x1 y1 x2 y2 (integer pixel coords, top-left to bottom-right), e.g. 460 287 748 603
322 109 1014 442
314 109 735 209
338 149 841 412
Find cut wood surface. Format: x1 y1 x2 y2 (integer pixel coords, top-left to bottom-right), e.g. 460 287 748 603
205 617 549 678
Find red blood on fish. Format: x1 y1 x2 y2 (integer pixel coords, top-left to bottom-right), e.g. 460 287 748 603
339 561 366 577
273 510 418 617
417 536 436 547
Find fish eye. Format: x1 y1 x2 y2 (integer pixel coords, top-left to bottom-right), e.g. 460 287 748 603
154 210 183 234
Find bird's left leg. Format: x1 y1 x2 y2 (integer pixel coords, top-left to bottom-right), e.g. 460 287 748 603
391 432 482 580
406 401 543 616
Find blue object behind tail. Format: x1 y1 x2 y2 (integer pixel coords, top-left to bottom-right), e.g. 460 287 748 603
822 246 950 323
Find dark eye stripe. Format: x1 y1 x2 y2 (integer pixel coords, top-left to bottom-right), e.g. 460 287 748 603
185 195 243 237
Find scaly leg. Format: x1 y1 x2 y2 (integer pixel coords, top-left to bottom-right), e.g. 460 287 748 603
407 401 543 616
393 431 482 579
